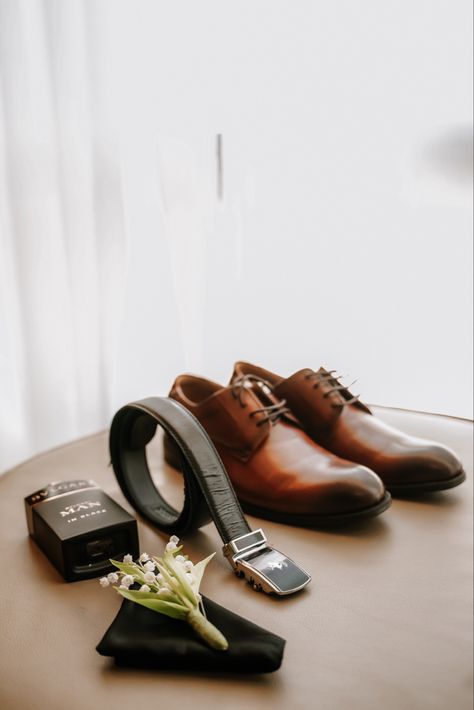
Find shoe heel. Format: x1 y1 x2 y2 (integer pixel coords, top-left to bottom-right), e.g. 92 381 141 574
163 431 183 470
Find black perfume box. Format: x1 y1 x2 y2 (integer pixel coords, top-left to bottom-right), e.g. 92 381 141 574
25 480 139 582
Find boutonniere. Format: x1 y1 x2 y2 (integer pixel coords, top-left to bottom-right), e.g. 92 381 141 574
99 536 228 651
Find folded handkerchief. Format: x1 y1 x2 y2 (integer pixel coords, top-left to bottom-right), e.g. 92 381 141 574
97 595 285 674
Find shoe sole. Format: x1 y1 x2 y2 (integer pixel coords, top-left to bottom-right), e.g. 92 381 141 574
387 468 466 495
239 492 392 528
163 433 392 527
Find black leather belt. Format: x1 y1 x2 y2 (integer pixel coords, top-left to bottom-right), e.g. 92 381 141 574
110 397 311 596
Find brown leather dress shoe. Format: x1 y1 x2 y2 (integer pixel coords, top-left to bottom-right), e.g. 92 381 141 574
167 374 390 526
231 363 466 494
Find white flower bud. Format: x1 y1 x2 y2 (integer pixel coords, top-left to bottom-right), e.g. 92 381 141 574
158 587 171 597
165 542 177 552
156 573 164 583
143 561 155 572
183 560 193 571
185 572 195 584
144 571 156 584
139 552 150 563
169 535 179 544
175 555 186 564
121 574 135 588
139 584 151 593
99 577 110 588
123 554 133 563
107 572 119 584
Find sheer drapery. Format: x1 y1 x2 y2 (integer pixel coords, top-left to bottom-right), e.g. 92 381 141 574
0 1 219 470
0 1 472 472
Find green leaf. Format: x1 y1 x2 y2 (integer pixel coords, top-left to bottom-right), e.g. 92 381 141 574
109 559 147 584
153 558 178 587
164 552 198 605
117 589 188 620
191 553 215 592
151 560 191 609
109 560 140 575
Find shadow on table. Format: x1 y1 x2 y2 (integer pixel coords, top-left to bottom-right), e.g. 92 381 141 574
100 661 285 687
390 490 465 508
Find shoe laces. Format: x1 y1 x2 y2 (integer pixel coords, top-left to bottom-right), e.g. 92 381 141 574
304 369 361 408
231 374 291 426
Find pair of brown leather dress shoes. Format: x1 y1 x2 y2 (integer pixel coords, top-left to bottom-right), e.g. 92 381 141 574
165 363 465 526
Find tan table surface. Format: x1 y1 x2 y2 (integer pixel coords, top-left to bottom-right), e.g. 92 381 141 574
0 407 472 710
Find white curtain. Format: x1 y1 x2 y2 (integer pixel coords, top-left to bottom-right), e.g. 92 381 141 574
0 0 472 472
0 0 221 471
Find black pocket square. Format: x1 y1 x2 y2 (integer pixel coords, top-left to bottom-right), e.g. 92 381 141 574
96 595 285 674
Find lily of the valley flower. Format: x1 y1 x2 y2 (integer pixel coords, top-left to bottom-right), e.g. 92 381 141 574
121 574 135 588
102 537 228 651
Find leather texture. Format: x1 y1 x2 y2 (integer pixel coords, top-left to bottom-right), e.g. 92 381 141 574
169 375 388 521
232 363 465 492
0 408 472 710
110 396 251 542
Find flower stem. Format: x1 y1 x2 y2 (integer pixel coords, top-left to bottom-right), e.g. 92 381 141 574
186 608 228 651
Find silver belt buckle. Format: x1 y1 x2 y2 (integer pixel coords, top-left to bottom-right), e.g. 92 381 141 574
223 529 311 596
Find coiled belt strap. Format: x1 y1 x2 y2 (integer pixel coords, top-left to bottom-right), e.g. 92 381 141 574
109 396 251 543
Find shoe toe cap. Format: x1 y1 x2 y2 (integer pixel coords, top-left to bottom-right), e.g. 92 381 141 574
387 443 463 485
309 464 386 516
